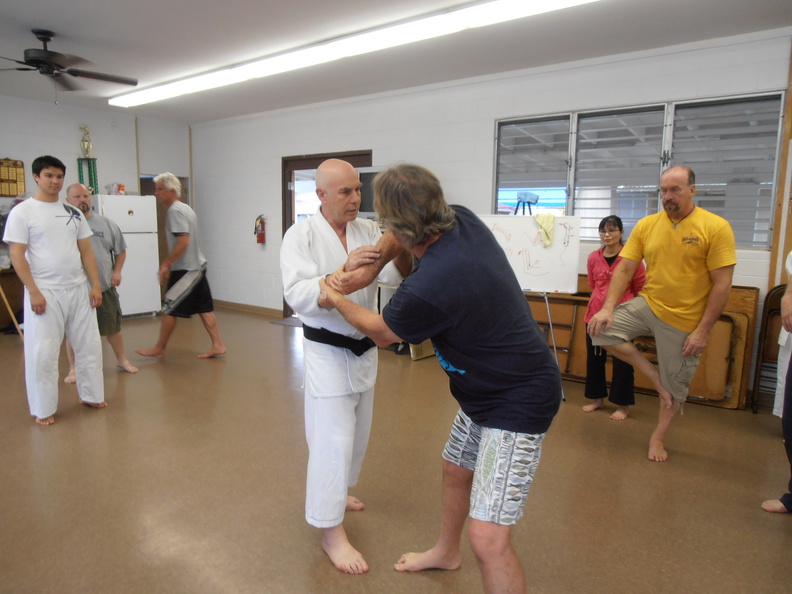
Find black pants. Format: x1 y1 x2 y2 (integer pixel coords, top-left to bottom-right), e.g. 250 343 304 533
584 333 635 406
780 354 792 511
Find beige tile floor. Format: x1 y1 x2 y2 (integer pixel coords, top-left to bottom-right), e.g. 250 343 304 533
0 308 790 593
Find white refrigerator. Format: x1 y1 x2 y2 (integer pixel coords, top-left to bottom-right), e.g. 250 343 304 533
91 194 161 316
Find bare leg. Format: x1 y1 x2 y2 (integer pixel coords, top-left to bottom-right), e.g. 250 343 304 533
648 401 679 462
582 398 603 413
602 342 674 408
395 458 470 572
64 339 76 383
610 405 630 421
322 524 369 574
602 342 678 460
346 495 365 511
135 315 177 358
196 312 227 358
106 332 138 373
761 499 789 513
469 519 525 594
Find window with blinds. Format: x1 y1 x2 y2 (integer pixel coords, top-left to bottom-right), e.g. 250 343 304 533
494 94 784 248
574 108 665 240
495 116 571 216
671 96 783 248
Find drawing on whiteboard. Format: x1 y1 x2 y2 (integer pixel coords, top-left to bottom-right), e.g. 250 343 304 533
490 223 512 242
478 215 581 293
517 247 545 274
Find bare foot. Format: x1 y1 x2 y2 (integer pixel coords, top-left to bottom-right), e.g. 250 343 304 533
346 495 365 511
64 369 76 384
197 346 227 359
582 398 603 413
648 438 668 462
135 347 165 358
117 360 139 373
761 499 789 513
322 525 368 574
394 548 462 572
610 406 630 420
35 415 55 426
80 400 108 409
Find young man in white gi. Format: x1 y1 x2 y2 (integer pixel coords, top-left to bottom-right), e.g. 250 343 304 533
3 156 106 425
280 159 411 574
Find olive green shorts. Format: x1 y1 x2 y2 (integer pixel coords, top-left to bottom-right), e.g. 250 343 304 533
96 287 122 336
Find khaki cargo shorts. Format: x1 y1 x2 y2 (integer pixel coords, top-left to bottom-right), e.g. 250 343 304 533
590 297 699 403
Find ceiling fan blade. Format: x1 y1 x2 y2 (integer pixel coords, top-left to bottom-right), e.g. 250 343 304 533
0 55 30 67
51 73 81 91
53 52 92 68
0 67 37 72
66 68 138 86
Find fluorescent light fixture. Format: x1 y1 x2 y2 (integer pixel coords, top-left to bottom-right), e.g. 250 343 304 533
109 0 600 108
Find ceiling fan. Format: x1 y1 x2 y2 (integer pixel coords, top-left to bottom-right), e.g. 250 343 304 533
0 29 138 91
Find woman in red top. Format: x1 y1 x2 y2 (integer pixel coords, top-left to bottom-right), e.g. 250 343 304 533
583 215 646 420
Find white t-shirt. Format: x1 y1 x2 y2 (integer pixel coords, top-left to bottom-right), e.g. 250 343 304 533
2 198 92 289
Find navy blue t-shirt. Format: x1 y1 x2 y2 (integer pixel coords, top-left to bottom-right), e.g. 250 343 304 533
382 206 562 434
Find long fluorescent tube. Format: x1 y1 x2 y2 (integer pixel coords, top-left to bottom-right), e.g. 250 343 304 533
109 0 600 108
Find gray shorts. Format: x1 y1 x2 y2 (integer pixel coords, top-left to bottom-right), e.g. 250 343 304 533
590 296 700 403
442 410 545 526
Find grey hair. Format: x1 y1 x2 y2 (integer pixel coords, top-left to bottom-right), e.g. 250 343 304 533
154 172 182 197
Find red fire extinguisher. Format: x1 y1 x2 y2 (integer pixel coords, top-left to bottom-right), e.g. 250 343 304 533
254 215 266 244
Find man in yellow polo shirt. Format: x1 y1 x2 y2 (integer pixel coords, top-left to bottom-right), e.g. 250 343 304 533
588 165 736 461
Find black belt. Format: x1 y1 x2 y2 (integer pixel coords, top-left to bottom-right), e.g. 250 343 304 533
303 324 376 357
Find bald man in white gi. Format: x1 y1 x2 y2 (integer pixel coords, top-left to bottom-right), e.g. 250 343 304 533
280 159 411 574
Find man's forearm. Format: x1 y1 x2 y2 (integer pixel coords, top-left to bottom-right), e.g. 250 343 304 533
600 265 633 310
81 252 101 289
162 235 190 269
324 284 403 347
694 283 731 335
113 250 126 273
332 231 410 294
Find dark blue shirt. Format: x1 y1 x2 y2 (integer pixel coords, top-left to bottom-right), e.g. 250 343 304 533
383 206 561 434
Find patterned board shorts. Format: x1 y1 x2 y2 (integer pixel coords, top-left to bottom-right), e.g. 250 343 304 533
442 409 546 526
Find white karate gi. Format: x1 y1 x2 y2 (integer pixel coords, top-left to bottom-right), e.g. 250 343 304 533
3 198 104 419
281 210 402 528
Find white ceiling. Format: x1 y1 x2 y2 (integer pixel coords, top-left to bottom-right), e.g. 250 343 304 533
1 0 790 125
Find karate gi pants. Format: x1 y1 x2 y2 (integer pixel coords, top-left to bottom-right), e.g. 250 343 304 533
304 387 374 528
23 282 104 419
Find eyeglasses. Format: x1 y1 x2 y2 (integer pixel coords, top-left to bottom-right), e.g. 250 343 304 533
598 229 619 235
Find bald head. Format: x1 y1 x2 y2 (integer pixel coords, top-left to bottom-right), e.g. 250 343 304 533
314 159 362 229
66 183 92 216
315 159 357 192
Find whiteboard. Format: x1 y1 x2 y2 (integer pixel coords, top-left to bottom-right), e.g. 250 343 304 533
478 215 581 293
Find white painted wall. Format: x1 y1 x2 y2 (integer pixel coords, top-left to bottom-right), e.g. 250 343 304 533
0 95 139 195
0 95 190 193
191 29 791 310
136 117 191 178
